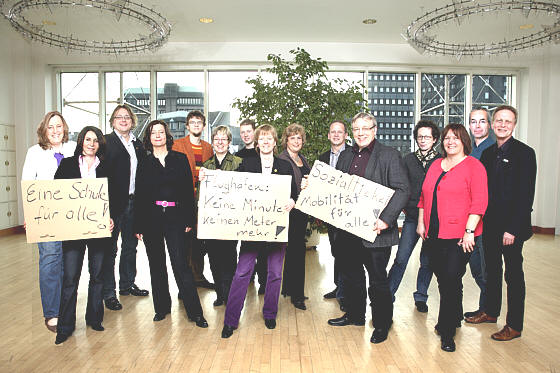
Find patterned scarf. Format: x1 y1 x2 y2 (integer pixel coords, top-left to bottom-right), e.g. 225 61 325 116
415 148 438 169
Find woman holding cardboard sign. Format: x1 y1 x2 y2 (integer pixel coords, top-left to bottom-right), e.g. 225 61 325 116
53 126 113 345
278 123 311 311
221 124 298 338
133 120 207 328
22 111 76 334
200 125 242 307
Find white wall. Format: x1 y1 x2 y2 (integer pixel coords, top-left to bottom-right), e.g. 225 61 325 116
2 24 559 232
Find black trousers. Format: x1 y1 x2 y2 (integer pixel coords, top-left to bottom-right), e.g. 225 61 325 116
143 222 203 319
58 237 108 335
483 229 525 331
337 232 392 328
281 209 308 301
426 238 471 338
206 239 238 302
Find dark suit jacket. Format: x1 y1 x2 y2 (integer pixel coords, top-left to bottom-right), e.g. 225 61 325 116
54 155 109 180
334 141 410 248
104 132 145 218
133 151 195 234
480 137 537 242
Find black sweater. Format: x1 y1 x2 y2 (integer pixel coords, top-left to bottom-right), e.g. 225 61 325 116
402 151 441 221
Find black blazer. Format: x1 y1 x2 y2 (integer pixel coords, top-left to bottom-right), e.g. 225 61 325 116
54 155 109 180
480 137 537 241
238 155 298 201
104 132 145 218
133 151 195 234
318 150 330 165
334 141 410 248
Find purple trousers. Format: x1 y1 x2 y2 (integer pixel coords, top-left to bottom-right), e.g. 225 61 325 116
224 242 286 328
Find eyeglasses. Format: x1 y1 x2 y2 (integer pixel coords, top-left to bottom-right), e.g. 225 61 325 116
114 115 131 121
351 126 375 133
417 135 433 140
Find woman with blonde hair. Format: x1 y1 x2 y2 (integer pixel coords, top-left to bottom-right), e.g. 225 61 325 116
22 111 76 333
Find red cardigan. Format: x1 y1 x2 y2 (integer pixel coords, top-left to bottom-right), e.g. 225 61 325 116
418 156 488 239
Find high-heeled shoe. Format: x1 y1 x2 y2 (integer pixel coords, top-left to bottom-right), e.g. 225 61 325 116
45 318 57 333
221 324 236 338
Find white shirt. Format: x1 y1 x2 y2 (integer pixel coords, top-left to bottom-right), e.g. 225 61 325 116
78 155 100 179
21 141 77 180
115 131 137 194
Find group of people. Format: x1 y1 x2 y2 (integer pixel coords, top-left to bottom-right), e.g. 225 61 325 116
24 104 536 352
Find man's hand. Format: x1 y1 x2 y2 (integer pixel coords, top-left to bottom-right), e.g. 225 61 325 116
503 232 515 246
135 233 143 241
373 219 388 235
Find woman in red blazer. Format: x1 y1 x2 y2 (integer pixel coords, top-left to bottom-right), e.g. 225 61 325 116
417 123 488 352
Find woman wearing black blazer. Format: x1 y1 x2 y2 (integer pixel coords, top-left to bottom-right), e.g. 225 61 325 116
134 120 207 327
221 124 297 338
54 126 113 345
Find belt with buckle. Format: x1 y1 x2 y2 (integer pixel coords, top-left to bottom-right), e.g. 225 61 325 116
156 201 176 207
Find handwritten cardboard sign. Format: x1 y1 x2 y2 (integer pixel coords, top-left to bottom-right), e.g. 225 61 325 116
197 170 291 242
295 161 394 243
21 179 111 243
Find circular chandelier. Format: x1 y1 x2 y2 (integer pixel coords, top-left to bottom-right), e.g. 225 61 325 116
1 0 172 54
404 0 560 58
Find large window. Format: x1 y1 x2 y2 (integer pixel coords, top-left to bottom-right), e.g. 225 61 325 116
208 71 258 151
421 74 466 129
60 72 99 139
368 72 416 155
472 75 511 114
156 72 205 140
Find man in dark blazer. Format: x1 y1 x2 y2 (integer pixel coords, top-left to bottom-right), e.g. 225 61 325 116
478 105 537 341
327 112 409 345
319 120 348 308
102 104 149 311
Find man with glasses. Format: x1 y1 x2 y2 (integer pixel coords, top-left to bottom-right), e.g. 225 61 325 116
477 105 536 341
102 104 149 311
387 120 440 313
172 110 214 289
327 112 409 345
463 107 494 322
319 121 348 310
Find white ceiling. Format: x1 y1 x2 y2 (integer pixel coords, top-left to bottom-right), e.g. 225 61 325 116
18 0 560 45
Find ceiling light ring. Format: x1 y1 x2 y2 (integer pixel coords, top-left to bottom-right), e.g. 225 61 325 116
406 0 560 57
1 0 171 54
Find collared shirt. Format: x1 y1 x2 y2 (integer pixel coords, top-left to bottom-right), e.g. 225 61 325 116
115 131 137 194
329 143 346 168
470 136 496 160
78 155 100 178
348 140 375 177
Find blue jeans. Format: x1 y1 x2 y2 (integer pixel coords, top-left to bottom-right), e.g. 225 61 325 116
102 199 138 299
388 217 433 303
467 236 487 311
38 241 63 318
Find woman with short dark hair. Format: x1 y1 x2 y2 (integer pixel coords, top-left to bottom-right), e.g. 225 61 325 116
54 126 112 344
134 120 207 327
417 123 487 352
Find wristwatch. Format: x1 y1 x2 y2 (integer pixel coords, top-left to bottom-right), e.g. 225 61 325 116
465 229 475 234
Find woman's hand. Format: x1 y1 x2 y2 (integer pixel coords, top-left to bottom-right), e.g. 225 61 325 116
135 233 143 241
459 232 475 252
300 175 309 191
285 198 296 212
373 219 388 235
198 167 207 182
416 222 426 240
185 226 192 233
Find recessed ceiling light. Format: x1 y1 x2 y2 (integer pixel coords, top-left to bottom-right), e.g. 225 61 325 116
363 18 377 25
199 17 214 24
519 23 534 30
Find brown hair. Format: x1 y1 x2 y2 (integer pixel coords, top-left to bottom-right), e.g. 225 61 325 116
109 104 137 129
441 123 472 157
254 124 278 154
143 120 174 152
74 126 106 160
281 123 306 149
492 105 517 124
239 119 256 129
37 111 69 150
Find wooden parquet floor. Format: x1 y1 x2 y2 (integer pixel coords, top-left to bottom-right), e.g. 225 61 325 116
1 232 559 372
